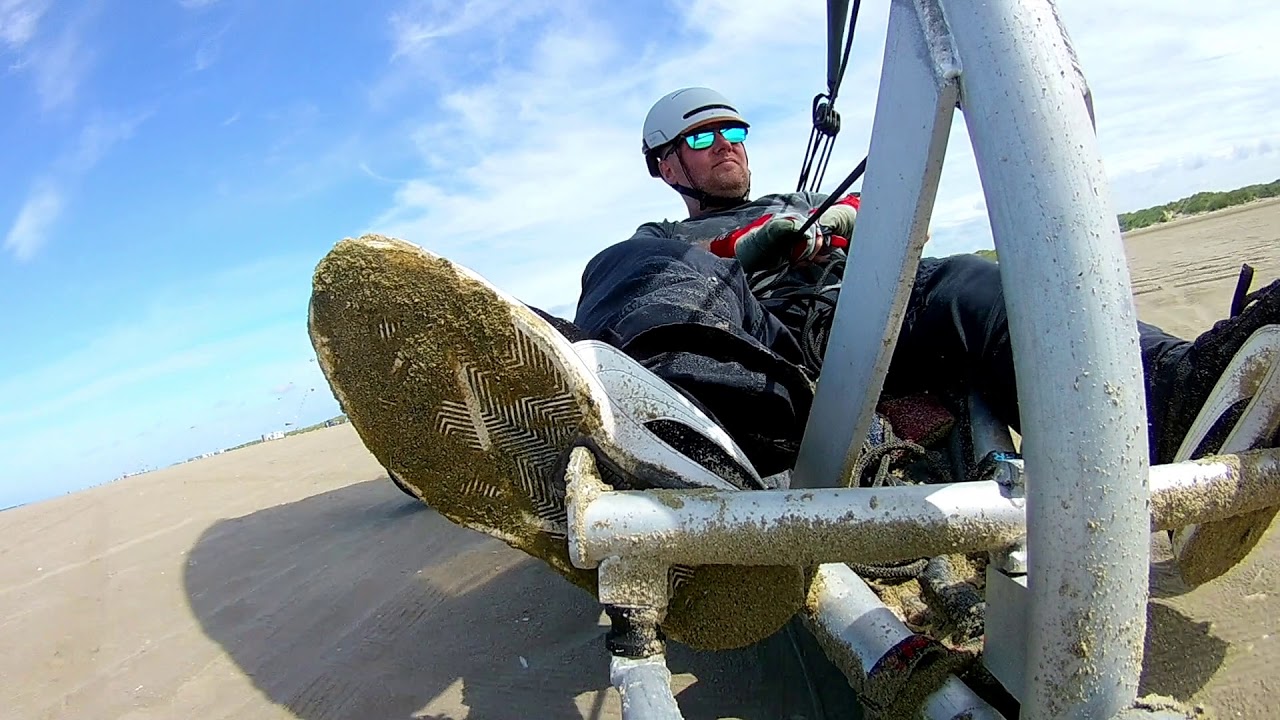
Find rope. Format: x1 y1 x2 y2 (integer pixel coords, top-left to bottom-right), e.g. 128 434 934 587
796 0 863 193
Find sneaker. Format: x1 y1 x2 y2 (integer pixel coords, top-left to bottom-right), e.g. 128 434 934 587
1166 324 1280 586
307 234 809 651
1151 274 1280 464
1151 270 1280 586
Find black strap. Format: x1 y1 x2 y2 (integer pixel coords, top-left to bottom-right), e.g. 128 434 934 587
669 150 748 212
1231 262 1256 317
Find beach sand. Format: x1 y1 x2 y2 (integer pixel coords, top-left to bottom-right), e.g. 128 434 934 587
2 199 1278 719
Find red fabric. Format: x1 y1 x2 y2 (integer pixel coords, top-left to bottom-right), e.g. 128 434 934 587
811 192 861 215
706 194 858 260
877 394 955 446
707 212 773 258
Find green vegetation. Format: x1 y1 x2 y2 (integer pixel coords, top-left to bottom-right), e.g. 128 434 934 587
1117 179 1280 231
972 178 1280 261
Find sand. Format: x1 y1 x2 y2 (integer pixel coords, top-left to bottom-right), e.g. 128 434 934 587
2 198 1278 719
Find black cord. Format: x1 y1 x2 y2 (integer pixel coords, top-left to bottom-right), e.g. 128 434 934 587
797 155 867 236
797 0 864 193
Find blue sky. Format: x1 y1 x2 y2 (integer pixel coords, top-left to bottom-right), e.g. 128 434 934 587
2 0 1277 509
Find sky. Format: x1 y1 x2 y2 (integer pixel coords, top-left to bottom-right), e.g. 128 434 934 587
1 0 1277 509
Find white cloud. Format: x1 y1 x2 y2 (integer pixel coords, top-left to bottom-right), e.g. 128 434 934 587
3 182 63 261
68 112 147 171
2 112 148 260
178 0 220 9
388 0 552 60
0 0 50 49
28 12 92 111
3 0 100 112
193 23 229 71
0 253 318 429
356 0 1280 315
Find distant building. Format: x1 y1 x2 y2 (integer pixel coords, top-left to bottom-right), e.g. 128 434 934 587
262 430 285 442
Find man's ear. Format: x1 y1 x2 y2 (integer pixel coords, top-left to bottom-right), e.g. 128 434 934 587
658 151 680 184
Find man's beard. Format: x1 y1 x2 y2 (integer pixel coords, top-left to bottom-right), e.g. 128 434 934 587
699 162 751 199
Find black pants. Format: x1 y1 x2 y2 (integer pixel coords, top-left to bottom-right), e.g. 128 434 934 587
563 236 1189 477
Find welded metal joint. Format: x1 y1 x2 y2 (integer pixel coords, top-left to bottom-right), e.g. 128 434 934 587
565 445 609 571
913 0 962 83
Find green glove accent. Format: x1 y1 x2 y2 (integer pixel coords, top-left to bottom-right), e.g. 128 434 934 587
734 214 808 273
818 203 857 239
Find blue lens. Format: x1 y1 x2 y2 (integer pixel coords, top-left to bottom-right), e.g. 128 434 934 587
683 126 748 150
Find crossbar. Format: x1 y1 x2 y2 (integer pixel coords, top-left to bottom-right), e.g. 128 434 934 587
568 448 1280 570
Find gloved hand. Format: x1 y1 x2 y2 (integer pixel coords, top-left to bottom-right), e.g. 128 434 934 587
815 199 857 240
707 212 842 273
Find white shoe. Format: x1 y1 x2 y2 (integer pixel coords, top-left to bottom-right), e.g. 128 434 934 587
1170 324 1280 586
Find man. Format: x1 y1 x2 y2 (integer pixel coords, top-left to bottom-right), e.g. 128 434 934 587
307 87 1280 652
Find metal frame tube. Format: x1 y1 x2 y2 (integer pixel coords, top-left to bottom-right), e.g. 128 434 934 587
568 448 1280 570
610 656 683 720
804 563 1007 719
573 480 1025 568
792 0 958 490
943 1 1151 716
1150 450 1280 531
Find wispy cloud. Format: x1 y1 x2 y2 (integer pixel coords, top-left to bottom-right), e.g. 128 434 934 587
388 0 548 60
67 112 148 171
0 0 51 50
3 181 62 261
362 0 1280 293
192 20 231 71
2 112 149 261
178 0 220 9
29 15 92 111
2 0 107 114
0 252 329 498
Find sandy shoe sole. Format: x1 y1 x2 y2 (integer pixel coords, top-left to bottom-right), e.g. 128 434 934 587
307 234 808 650
308 234 601 590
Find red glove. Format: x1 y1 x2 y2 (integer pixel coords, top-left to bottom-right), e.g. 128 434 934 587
706 193 860 272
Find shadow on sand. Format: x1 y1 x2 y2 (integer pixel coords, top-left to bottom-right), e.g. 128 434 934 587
183 476 861 719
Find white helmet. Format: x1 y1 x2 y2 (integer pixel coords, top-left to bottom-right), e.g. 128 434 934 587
642 87 750 178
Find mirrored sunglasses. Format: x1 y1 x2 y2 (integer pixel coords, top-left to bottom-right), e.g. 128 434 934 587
683 125 748 150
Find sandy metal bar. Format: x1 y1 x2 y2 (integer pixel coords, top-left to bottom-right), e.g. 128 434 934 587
945 0 1151 714
571 479 1026 569
568 449 1280 571
804 563 1007 719
610 656 683 720
1150 450 1280 531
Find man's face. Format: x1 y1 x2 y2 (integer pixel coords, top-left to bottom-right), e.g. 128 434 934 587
658 122 751 198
